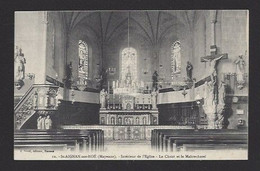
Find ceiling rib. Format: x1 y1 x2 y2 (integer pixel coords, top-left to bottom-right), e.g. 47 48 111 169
155 12 161 44
104 12 113 42
146 11 155 45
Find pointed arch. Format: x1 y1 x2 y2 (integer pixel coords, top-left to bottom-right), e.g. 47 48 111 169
121 47 138 82
171 40 181 77
78 40 89 84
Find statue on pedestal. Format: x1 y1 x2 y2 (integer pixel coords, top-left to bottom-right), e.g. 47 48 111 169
202 81 217 129
37 116 42 129
14 47 26 81
152 70 159 91
44 115 52 129
14 47 26 89
218 81 226 106
151 89 158 109
100 89 107 108
37 115 45 129
96 68 108 90
186 61 193 81
234 54 246 89
215 81 226 129
65 62 73 88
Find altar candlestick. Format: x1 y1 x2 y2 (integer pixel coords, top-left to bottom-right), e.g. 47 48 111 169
113 94 115 109
112 81 115 89
108 81 110 94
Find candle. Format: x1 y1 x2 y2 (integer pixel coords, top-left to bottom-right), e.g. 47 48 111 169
113 81 115 89
108 81 110 94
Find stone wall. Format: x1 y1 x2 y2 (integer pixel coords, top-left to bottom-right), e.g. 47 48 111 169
45 12 66 83
15 12 47 84
67 22 101 89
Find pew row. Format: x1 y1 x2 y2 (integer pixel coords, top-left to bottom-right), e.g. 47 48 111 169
151 129 248 152
14 129 104 152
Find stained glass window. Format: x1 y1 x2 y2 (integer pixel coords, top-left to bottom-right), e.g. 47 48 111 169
121 47 137 82
78 40 88 84
171 41 181 77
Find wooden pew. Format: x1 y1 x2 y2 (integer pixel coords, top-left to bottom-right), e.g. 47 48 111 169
15 129 104 148
14 129 104 152
152 129 247 150
165 133 247 152
182 144 248 151
151 129 248 152
170 135 247 152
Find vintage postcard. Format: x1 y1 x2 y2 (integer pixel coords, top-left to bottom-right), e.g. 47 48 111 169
14 10 248 160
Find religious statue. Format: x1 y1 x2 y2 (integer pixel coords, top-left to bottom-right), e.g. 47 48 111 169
112 81 116 89
14 47 26 81
203 81 218 129
44 115 52 129
55 89 63 107
65 62 73 88
215 80 226 129
186 61 193 81
203 81 214 106
100 89 107 108
97 68 108 90
218 81 226 105
33 91 38 108
152 70 159 91
37 116 42 129
37 115 45 129
151 89 158 109
234 54 246 89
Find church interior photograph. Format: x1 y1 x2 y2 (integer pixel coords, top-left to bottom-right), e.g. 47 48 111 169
14 10 248 160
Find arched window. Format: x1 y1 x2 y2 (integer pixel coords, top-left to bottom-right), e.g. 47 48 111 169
121 47 137 82
171 41 181 77
78 40 88 84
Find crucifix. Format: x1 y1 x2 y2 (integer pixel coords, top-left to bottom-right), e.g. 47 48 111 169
201 52 228 106
200 10 228 105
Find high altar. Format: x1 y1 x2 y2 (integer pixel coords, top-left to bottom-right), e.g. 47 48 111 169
99 69 159 126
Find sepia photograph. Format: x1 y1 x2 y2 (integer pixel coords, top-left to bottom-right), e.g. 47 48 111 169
14 10 248 160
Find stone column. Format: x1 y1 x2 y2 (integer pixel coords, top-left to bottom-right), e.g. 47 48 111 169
202 104 217 129
36 11 48 84
202 82 217 129
210 10 217 46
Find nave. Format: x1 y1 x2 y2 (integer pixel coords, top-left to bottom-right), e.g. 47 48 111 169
14 128 247 160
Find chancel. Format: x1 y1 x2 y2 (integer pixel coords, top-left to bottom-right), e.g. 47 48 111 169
14 10 248 160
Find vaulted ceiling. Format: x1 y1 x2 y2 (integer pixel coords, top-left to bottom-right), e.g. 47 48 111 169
61 10 206 46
